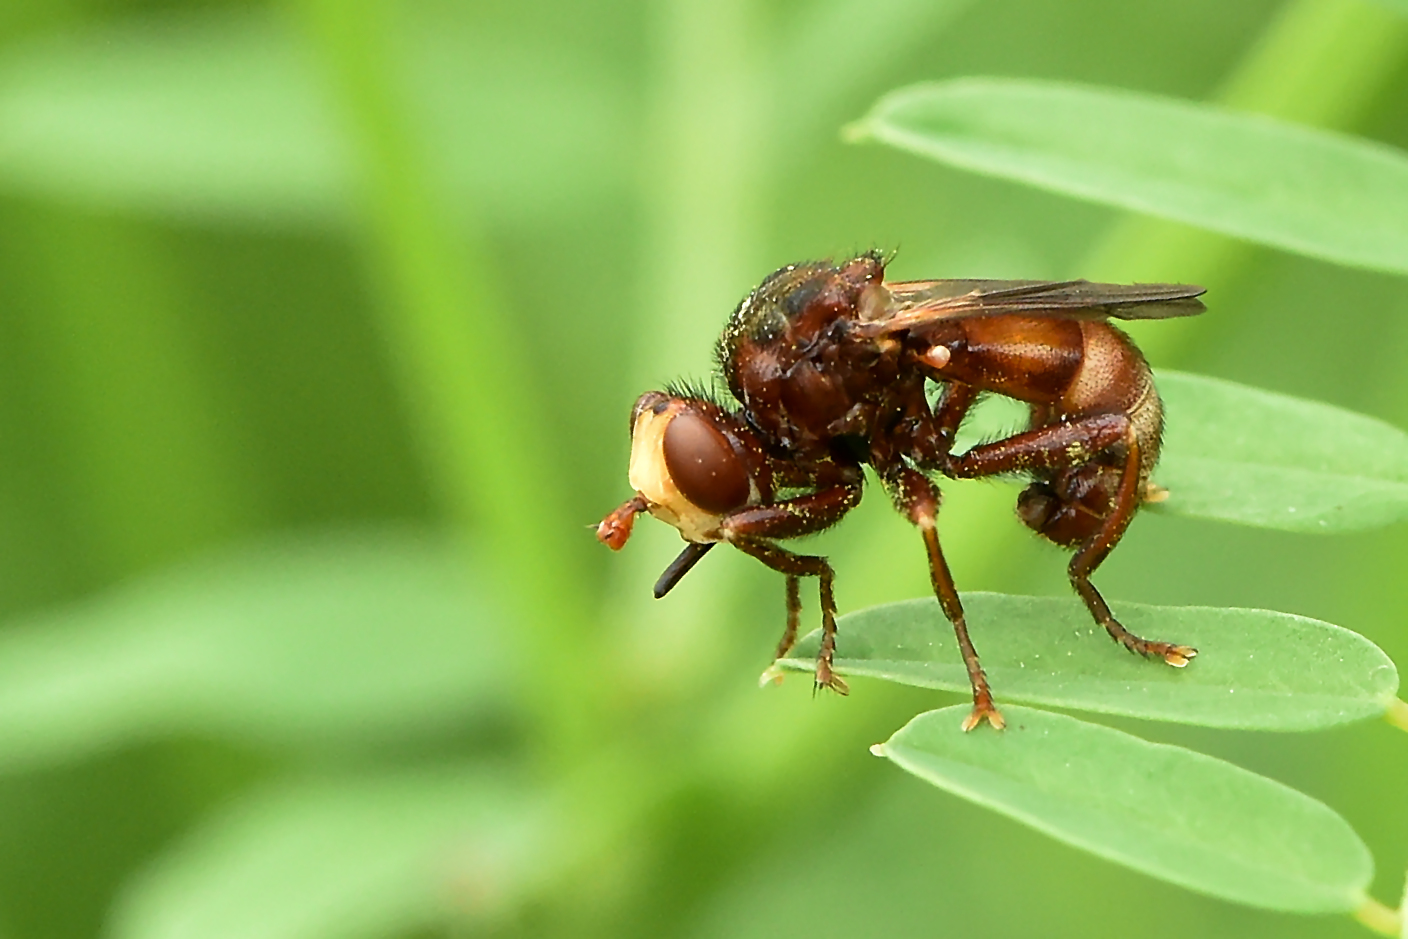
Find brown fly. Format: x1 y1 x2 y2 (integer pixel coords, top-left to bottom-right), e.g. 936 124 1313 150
598 252 1204 730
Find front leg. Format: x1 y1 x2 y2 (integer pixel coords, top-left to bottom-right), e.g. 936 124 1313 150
719 481 863 693
732 537 847 694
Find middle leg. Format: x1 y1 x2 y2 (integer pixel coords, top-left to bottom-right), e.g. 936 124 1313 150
885 466 1004 731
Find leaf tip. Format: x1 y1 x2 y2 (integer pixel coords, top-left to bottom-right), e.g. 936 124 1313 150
758 664 785 688
868 742 887 758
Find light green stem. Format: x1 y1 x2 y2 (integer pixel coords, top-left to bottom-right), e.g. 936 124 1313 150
1385 697 1408 733
1352 894 1402 935
289 0 596 757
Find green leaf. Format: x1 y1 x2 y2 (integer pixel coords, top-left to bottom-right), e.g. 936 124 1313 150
0 529 514 771
777 593 1397 730
1154 371 1408 531
850 77 1408 275
108 770 550 939
875 705 1373 912
1366 0 1408 19
0 9 629 226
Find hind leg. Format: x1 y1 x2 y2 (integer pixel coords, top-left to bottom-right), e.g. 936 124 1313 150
1064 442 1196 667
943 414 1195 667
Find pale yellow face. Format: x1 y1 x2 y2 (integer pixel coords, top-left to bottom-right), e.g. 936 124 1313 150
627 401 728 544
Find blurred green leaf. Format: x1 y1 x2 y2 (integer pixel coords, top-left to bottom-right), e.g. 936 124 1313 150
1155 371 1408 531
0 529 513 771
876 705 1373 912
850 78 1408 275
108 769 548 939
1366 0 1408 19
0 9 629 226
778 593 1397 730
773 0 976 142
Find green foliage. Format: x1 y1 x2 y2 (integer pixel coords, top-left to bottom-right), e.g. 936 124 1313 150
780 594 1397 730
0 2 1406 939
836 48 1408 930
0 8 628 226
0 530 512 771
876 706 1373 912
1154 371 1408 531
849 77 1408 274
107 771 548 939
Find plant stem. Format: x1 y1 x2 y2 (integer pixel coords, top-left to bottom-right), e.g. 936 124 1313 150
289 0 597 759
1352 894 1402 935
1385 697 1408 733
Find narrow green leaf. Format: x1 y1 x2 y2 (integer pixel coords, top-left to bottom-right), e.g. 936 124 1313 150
0 529 514 771
1154 371 1408 531
0 9 628 226
108 770 550 939
851 78 1408 275
876 706 1373 912
777 593 1397 730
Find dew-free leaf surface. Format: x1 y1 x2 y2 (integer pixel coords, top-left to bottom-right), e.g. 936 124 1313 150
777 594 1397 730
850 77 1408 275
875 705 1373 912
1154 371 1408 531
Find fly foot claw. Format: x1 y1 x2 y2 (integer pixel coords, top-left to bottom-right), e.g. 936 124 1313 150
1161 644 1197 668
961 699 1005 732
814 660 850 696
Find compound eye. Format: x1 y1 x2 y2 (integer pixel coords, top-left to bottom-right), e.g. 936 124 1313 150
662 410 750 514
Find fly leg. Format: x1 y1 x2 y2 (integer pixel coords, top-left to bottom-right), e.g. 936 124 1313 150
920 380 980 464
942 414 1196 667
1067 441 1196 667
884 466 1003 731
777 575 802 661
730 538 846 694
719 480 863 693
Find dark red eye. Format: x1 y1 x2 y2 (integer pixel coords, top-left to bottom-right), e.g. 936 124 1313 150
663 410 750 514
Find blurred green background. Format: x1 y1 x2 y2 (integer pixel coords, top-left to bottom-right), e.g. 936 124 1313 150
1 0 1407 937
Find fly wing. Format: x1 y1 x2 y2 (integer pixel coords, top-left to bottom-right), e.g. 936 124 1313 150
876 279 1206 333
